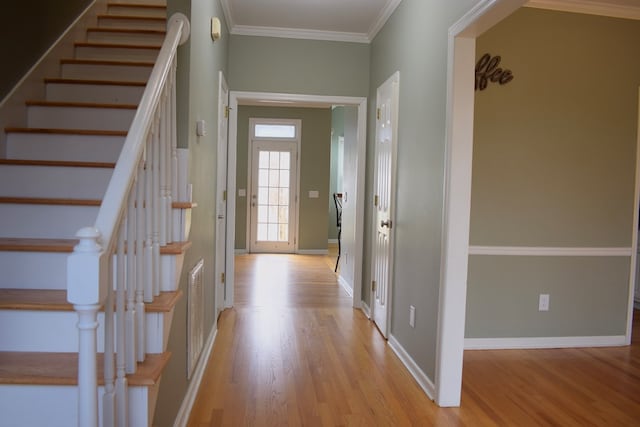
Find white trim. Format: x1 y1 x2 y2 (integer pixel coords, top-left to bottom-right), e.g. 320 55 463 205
627 88 640 345
219 0 235 31
228 91 367 313
361 302 371 319
231 25 369 44
173 327 218 427
469 246 633 257
437 0 527 408
328 238 338 244
464 334 626 350
367 0 403 42
338 275 353 298
525 0 640 21
234 249 248 255
388 335 436 400
297 249 329 255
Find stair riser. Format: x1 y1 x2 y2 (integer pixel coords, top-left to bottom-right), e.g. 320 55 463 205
28 105 135 131
0 204 99 239
61 63 152 81
75 45 160 62
0 252 69 290
107 5 167 18
6 133 125 163
98 17 166 31
0 165 112 199
0 384 152 427
0 310 168 354
87 31 165 45
46 82 144 105
161 253 183 292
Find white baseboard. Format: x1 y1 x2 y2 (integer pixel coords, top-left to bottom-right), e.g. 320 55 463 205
328 239 338 244
173 326 218 427
337 275 353 297
234 249 248 254
297 249 329 255
388 335 436 400
361 302 371 318
464 335 627 350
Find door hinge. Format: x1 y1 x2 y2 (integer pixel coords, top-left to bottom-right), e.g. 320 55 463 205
374 195 379 207
377 108 381 120
221 272 225 284
224 106 229 118
372 280 377 292
223 190 227 201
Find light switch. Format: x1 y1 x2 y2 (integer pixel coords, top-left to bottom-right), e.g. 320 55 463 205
238 189 246 197
308 190 319 198
196 120 206 136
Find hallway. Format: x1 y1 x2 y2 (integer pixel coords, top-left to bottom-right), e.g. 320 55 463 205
187 254 640 426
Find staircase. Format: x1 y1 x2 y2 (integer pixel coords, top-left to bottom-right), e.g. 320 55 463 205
0 2 191 426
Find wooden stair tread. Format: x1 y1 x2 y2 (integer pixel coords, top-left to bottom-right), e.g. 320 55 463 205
0 351 171 386
60 58 154 67
98 14 166 22
25 100 137 109
0 158 116 168
74 41 161 50
107 3 167 10
0 197 102 206
5 127 128 136
0 238 76 252
87 27 166 35
161 241 192 255
0 289 70 311
0 289 182 313
172 201 197 209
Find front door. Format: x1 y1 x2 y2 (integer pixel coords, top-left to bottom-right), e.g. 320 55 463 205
371 72 399 337
215 71 229 316
248 120 300 253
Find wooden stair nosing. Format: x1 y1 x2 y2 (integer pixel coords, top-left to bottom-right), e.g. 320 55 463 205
98 14 166 22
0 351 171 386
0 289 182 313
74 41 161 50
0 197 102 207
25 100 138 110
87 27 166 35
0 158 116 168
107 3 167 11
60 58 154 67
172 201 197 209
5 127 128 137
0 238 192 255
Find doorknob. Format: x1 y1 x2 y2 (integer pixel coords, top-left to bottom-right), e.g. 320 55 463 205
380 219 392 228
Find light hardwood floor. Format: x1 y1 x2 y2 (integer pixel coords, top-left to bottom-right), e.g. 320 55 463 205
187 253 640 426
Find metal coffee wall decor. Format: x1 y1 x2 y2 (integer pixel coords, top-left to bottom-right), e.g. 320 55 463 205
475 53 514 91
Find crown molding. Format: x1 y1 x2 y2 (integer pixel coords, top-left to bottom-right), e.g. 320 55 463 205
220 0 235 30
525 0 640 20
368 0 403 41
230 25 370 43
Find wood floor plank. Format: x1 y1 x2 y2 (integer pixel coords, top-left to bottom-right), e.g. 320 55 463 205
187 253 640 426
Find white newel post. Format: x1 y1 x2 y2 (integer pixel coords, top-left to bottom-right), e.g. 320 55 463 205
67 227 106 427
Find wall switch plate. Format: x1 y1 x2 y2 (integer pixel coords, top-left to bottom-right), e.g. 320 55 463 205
539 294 550 311
308 190 319 198
196 119 206 136
409 305 416 328
238 189 246 197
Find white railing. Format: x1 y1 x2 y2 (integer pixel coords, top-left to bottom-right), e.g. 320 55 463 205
67 13 190 427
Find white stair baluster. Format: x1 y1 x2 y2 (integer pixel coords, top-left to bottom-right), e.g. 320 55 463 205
126 181 137 374
136 156 146 361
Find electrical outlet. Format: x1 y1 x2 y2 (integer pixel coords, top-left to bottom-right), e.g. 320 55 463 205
539 294 550 311
409 305 416 328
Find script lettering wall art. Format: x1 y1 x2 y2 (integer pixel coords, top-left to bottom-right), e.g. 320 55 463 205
475 53 514 91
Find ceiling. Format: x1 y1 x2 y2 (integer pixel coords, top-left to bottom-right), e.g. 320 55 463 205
220 0 640 44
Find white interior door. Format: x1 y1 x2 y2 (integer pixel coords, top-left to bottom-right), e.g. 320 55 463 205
371 72 399 338
215 71 228 316
249 121 300 253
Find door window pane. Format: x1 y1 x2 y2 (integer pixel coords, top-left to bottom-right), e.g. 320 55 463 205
255 124 296 138
255 148 293 243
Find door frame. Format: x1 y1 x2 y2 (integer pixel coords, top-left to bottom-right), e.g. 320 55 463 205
246 118 302 253
370 71 400 338
226 91 367 310
215 71 228 315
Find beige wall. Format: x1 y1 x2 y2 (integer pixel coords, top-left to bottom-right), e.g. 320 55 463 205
468 8 640 338
235 106 332 251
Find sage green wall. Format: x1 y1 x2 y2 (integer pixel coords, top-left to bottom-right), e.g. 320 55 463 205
228 35 370 97
467 9 640 338
154 0 228 425
0 0 92 100
367 0 480 380
329 107 345 240
235 106 332 251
